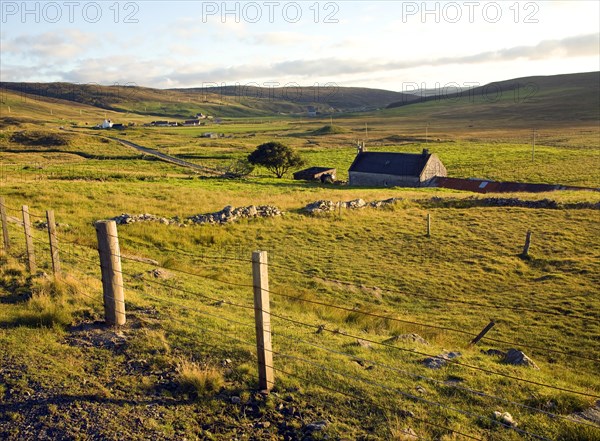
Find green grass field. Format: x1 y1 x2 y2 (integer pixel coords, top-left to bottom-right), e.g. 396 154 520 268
1 82 599 440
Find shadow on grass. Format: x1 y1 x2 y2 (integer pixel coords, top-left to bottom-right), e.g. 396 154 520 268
0 393 190 414
0 310 71 330
0 289 32 305
0 275 33 305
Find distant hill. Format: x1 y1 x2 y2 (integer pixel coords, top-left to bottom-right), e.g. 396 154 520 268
176 85 418 112
1 72 598 125
385 71 600 124
0 82 417 118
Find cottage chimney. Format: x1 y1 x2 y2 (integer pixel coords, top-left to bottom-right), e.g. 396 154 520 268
422 148 429 156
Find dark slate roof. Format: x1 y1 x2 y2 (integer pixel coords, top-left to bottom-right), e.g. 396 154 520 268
293 167 335 178
349 152 431 176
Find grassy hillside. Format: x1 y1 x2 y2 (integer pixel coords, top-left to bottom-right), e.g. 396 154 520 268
386 72 600 126
1 72 599 440
1 170 599 440
0 82 416 118
192 85 417 111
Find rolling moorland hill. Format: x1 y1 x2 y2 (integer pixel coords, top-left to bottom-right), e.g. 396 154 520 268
0 82 417 118
385 71 600 125
182 85 419 111
1 72 598 127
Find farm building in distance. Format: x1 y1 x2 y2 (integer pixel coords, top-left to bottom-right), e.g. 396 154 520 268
184 119 201 126
348 148 446 187
293 167 336 182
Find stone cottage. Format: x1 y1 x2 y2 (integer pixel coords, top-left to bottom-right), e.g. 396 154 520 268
348 148 446 187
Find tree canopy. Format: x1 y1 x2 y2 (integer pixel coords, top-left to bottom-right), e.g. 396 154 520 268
247 142 305 178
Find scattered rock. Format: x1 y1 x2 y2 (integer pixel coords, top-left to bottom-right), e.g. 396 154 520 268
422 351 461 369
571 400 600 425
303 197 401 215
230 396 241 404
303 200 337 214
482 348 506 357
502 349 539 369
386 333 428 345
107 205 281 227
33 220 69 230
187 205 281 225
305 420 328 432
415 385 427 395
493 411 518 427
397 409 415 418
346 198 366 209
356 339 372 349
148 268 170 279
396 427 418 440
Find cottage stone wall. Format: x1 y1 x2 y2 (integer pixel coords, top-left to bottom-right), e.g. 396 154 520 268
349 172 420 187
420 155 447 183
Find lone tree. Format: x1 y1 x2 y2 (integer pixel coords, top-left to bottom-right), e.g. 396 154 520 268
248 142 305 178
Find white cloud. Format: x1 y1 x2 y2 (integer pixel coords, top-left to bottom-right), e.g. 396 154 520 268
249 31 312 46
3 29 98 60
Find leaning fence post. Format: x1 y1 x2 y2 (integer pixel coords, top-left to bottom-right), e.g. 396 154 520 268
0 197 10 250
521 230 532 258
95 220 126 326
46 210 61 275
469 320 496 346
252 250 274 392
22 205 36 273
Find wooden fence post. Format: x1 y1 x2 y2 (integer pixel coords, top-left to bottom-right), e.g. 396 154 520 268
46 210 61 275
95 220 126 326
469 320 496 346
22 205 36 273
0 197 10 250
426 213 431 237
252 250 274 392
521 230 532 258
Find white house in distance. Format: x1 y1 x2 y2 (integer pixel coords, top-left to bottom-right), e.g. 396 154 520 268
101 119 113 129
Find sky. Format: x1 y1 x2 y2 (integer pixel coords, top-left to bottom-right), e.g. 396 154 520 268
1 1 599 92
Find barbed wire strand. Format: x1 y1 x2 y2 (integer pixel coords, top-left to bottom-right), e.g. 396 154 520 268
269 349 551 441
82 242 600 361
121 288 483 441
262 308 600 399
9 223 600 367
18 230 600 364
4 234 597 437
268 322 600 429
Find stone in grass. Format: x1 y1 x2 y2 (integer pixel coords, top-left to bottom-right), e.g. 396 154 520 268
395 427 419 440
386 333 428 345
305 420 328 432
356 339 372 349
493 411 518 427
422 351 461 369
503 349 539 369
572 400 600 425
482 348 506 358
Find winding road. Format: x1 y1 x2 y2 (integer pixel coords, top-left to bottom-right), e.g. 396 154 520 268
110 137 222 175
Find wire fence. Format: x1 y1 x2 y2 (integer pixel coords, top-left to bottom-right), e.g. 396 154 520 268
1 197 599 440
